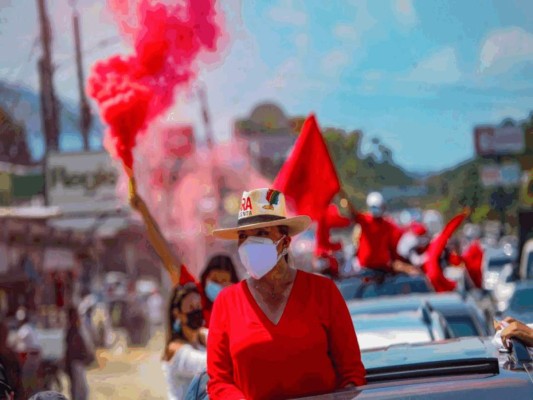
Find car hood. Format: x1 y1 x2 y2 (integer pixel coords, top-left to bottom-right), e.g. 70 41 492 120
361 337 497 370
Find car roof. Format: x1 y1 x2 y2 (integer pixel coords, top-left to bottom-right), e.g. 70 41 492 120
353 311 433 351
512 280 533 290
352 311 430 331
361 337 498 370
347 292 467 315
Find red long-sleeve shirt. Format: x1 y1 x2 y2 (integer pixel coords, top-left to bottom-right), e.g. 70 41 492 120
354 213 402 270
207 270 366 400
462 240 484 288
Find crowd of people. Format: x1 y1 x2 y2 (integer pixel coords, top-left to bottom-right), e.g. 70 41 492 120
0 304 95 400
0 182 529 400
127 180 526 400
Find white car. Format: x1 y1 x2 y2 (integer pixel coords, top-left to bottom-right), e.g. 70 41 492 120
351 310 445 351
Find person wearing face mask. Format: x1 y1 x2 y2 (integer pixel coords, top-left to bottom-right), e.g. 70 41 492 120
128 177 239 327
206 188 366 400
199 255 239 323
346 191 403 272
162 283 208 400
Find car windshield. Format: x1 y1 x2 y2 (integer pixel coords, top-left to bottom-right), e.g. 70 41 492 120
353 313 427 332
444 316 479 337
352 312 432 351
510 287 533 310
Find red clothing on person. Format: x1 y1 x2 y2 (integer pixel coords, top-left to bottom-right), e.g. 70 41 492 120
462 240 484 288
207 270 366 400
178 264 212 328
354 213 402 270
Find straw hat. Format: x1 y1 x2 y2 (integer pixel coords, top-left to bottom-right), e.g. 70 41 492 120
213 188 311 240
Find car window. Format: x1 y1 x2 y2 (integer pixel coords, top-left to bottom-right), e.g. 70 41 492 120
487 257 512 271
510 288 533 310
444 316 479 337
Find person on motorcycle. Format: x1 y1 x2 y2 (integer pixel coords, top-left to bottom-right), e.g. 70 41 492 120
346 192 403 273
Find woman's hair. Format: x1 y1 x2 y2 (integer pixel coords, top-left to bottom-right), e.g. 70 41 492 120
163 282 199 359
200 254 239 296
278 225 290 263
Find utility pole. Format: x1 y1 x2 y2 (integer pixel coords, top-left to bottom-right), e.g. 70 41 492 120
36 0 60 153
72 1 92 151
198 85 214 149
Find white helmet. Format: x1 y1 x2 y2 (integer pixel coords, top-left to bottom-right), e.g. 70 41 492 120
366 192 385 208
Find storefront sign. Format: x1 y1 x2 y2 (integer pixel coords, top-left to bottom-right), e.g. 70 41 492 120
46 151 121 213
43 247 75 272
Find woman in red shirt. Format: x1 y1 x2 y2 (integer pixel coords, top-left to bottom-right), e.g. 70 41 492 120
207 188 366 400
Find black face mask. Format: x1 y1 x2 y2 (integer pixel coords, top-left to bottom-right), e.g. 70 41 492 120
186 309 204 330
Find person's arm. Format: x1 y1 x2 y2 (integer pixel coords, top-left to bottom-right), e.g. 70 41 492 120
171 344 208 379
128 177 182 285
339 189 363 224
206 293 246 400
326 280 366 387
500 320 533 347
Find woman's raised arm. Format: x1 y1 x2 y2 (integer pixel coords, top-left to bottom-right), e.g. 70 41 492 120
128 177 182 285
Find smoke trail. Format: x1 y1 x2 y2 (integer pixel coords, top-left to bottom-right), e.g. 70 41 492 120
87 0 223 172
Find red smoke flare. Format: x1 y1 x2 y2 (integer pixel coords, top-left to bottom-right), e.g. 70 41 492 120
87 0 222 173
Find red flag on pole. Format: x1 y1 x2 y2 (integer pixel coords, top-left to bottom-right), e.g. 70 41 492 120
273 114 340 221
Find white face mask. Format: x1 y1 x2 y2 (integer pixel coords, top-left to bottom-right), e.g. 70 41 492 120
238 235 287 279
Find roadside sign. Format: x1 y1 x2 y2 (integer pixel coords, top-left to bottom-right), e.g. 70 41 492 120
480 163 522 187
46 151 121 213
480 165 500 187
474 125 525 156
161 124 195 158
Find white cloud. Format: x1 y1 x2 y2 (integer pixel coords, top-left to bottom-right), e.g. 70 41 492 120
321 49 350 77
392 0 418 27
334 24 358 42
408 47 461 84
479 27 533 74
268 1 307 26
294 33 308 51
265 58 302 89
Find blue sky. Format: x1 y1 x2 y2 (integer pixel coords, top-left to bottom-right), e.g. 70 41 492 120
0 0 532 172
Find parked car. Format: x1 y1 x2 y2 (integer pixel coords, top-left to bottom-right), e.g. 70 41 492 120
348 292 491 338
336 269 433 301
499 280 533 323
519 238 533 280
185 337 533 399
482 247 518 291
352 308 446 351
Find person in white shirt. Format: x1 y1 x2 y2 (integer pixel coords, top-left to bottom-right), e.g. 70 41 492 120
162 283 208 400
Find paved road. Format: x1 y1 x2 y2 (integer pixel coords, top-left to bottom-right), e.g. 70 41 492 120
58 327 168 399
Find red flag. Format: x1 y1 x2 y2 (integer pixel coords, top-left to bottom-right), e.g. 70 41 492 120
273 114 340 221
462 240 484 288
423 212 467 292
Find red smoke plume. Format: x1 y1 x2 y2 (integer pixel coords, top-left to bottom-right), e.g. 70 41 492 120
87 0 223 173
